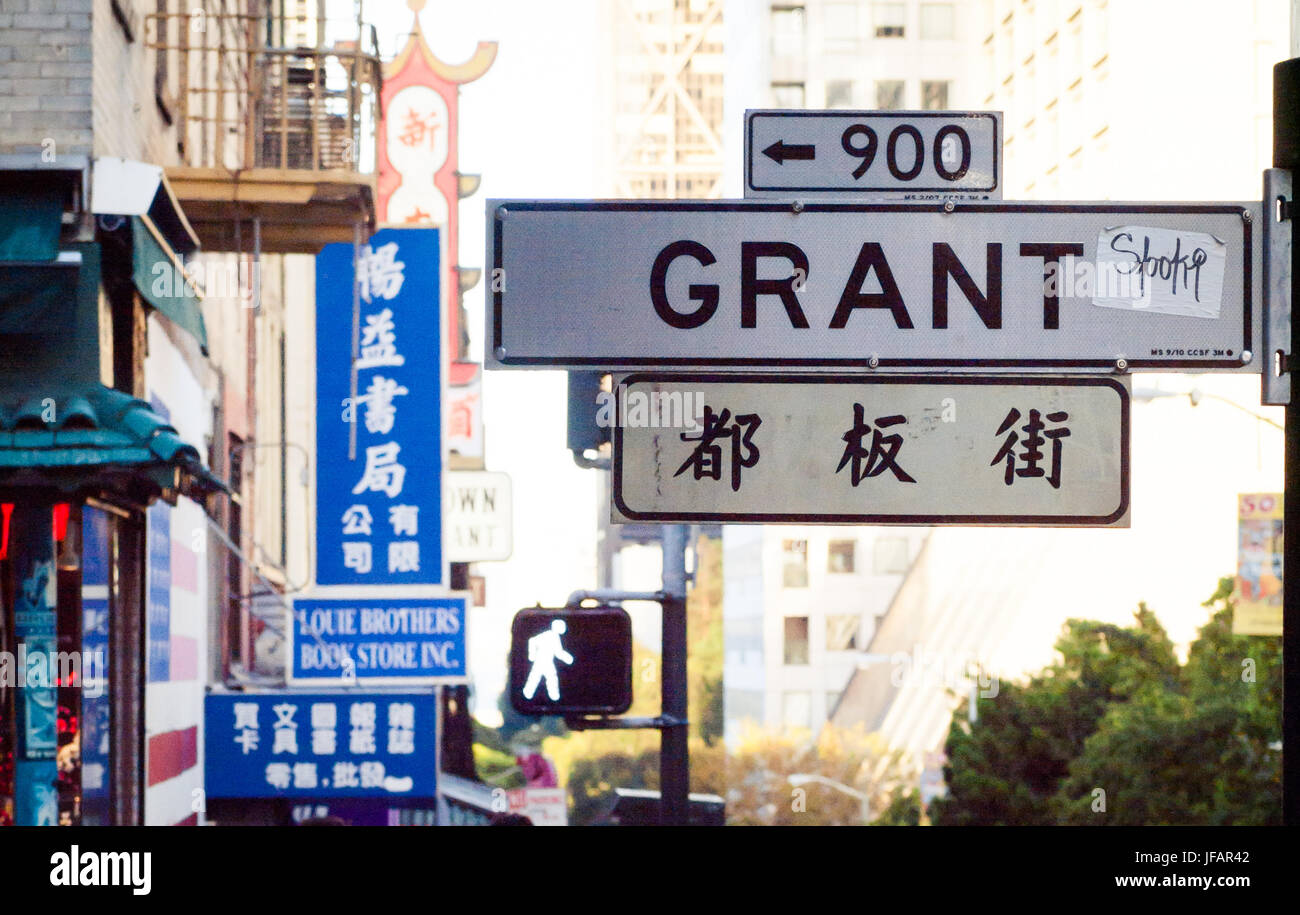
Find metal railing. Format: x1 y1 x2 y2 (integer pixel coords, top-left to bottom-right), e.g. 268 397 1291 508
146 5 381 174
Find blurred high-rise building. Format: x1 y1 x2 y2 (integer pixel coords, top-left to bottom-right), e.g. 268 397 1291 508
978 0 1285 202
722 0 984 195
602 0 728 199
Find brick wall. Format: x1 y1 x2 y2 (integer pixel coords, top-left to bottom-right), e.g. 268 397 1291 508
0 0 181 165
0 0 94 157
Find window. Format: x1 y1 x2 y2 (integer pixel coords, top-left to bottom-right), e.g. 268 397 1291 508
771 82 806 108
828 539 856 572
873 2 905 38
783 691 812 729
919 3 954 40
784 617 810 665
826 615 860 651
824 2 859 47
154 0 173 122
921 80 950 110
876 80 905 110
873 536 910 574
782 538 808 587
825 79 855 109
771 5 806 58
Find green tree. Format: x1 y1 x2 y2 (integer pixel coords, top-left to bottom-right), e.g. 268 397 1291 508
931 605 1179 826
1052 579 1281 825
872 787 925 826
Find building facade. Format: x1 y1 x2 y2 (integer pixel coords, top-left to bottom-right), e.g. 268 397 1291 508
722 525 929 743
0 0 378 825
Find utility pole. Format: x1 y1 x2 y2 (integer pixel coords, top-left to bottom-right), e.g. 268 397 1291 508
1277 52 1299 825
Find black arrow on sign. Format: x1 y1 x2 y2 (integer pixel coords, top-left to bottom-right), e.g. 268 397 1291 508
762 140 816 164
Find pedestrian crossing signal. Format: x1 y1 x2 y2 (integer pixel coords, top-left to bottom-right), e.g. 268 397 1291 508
509 606 633 716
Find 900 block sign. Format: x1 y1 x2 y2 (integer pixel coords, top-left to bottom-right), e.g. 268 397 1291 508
487 200 1259 372
746 110 1002 198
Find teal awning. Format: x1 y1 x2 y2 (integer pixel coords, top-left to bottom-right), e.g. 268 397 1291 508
0 184 63 262
131 216 209 354
0 242 103 394
0 259 79 334
0 385 226 501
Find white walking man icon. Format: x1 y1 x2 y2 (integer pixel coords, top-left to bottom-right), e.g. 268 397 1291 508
522 620 574 702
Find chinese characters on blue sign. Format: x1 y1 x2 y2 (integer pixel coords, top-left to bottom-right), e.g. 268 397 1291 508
204 692 437 799
288 596 467 685
146 500 171 682
315 228 443 586
81 506 111 824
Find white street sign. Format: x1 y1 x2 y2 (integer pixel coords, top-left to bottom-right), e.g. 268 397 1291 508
446 471 512 562
612 374 1129 526
488 200 1258 372
746 110 1002 199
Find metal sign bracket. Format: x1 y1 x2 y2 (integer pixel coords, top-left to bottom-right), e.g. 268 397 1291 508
1263 167 1293 405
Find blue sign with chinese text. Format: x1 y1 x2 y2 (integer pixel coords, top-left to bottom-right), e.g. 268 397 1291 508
315 228 443 586
81 507 111 824
204 692 438 799
146 500 170 682
288 595 467 686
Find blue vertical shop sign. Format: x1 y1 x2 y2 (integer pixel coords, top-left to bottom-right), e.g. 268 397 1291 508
315 228 443 586
80 506 112 824
146 500 170 682
12 505 58 825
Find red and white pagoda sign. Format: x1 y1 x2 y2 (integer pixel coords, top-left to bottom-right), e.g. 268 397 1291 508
377 0 495 389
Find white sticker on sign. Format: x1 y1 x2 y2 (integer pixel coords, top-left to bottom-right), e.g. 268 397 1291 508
1092 225 1226 319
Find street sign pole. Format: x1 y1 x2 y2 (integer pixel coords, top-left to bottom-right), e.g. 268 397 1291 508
660 524 689 826
1276 55 1299 827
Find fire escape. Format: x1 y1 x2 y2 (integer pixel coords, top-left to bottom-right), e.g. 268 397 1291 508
148 1 382 253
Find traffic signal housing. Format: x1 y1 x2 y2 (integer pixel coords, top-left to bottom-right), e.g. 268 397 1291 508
509 605 633 716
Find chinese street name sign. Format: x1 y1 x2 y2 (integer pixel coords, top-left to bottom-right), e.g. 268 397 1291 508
204 692 438 799
746 110 1002 199
612 374 1130 526
488 200 1258 372
316 227 444 587
287 595 468 686
509 606 634 715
